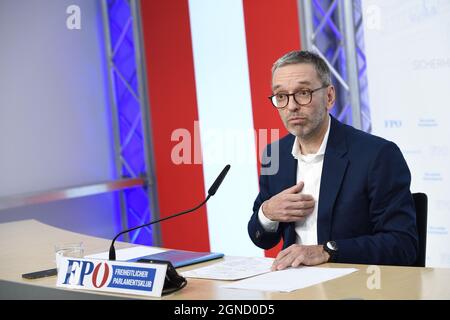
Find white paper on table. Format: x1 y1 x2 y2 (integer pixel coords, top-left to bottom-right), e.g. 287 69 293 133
85 246 166 261
221 266 358 292
181 257 274 280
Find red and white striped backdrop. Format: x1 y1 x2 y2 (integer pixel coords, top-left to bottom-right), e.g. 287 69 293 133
140 0 301 258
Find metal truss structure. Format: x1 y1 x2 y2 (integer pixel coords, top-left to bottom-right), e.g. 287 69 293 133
101 0 160 246
298 0 371 132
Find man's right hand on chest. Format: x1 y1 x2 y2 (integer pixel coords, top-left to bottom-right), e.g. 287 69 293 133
262 182 315 223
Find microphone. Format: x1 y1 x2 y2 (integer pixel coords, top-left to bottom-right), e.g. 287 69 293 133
208 164 230 196
109 164 231 260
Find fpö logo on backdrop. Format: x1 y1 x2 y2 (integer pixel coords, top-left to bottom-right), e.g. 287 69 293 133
57 258 167 297
384 119 402 128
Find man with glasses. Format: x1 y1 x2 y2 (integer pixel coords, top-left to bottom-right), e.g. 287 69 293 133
248 50 418 269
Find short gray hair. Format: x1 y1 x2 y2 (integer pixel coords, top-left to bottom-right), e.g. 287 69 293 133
271 50 332 86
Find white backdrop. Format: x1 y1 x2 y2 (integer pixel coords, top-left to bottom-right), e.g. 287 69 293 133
362 0 450 267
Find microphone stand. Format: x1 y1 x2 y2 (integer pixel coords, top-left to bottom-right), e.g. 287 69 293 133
109 163 230 261
108 195 211 260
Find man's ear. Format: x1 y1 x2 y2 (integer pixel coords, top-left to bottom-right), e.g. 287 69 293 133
327 85 336 111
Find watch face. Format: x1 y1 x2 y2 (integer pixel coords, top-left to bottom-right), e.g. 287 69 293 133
327 241 337 251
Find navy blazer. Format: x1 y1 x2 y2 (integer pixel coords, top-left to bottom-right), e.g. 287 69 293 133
248 116 418 266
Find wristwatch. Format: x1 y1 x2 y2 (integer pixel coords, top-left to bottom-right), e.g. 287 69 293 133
323 241 338 262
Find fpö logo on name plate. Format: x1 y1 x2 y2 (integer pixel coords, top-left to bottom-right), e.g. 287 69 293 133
56 257 167 297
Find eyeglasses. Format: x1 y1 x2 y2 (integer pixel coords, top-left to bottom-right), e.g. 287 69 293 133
268 85 329 109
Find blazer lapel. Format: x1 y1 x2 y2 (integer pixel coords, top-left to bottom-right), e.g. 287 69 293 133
277 135 297 247
317 116 349 244
278 135 297 192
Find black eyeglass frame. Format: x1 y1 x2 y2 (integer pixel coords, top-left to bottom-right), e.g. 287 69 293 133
268 84 329 109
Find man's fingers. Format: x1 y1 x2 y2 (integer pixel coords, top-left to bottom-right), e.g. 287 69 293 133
271 244 299 271
271 246 294 271
291 255 305 268
272 256 293 271
275 248 290 261
280 182 304 194
284 193 315 202
271 245 328 270
272 207 313 222
272 245 303 270
284 199 315 210
265 188 315 222
280 216 307 223
266 208 313 222
271 256 286 271
286 209 313 216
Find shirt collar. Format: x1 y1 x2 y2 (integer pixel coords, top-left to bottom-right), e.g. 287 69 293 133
291 116 331 163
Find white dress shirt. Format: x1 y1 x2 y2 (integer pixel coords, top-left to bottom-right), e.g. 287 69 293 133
258 117 331 245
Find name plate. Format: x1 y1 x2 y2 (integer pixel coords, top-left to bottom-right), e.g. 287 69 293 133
56 257 167 297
